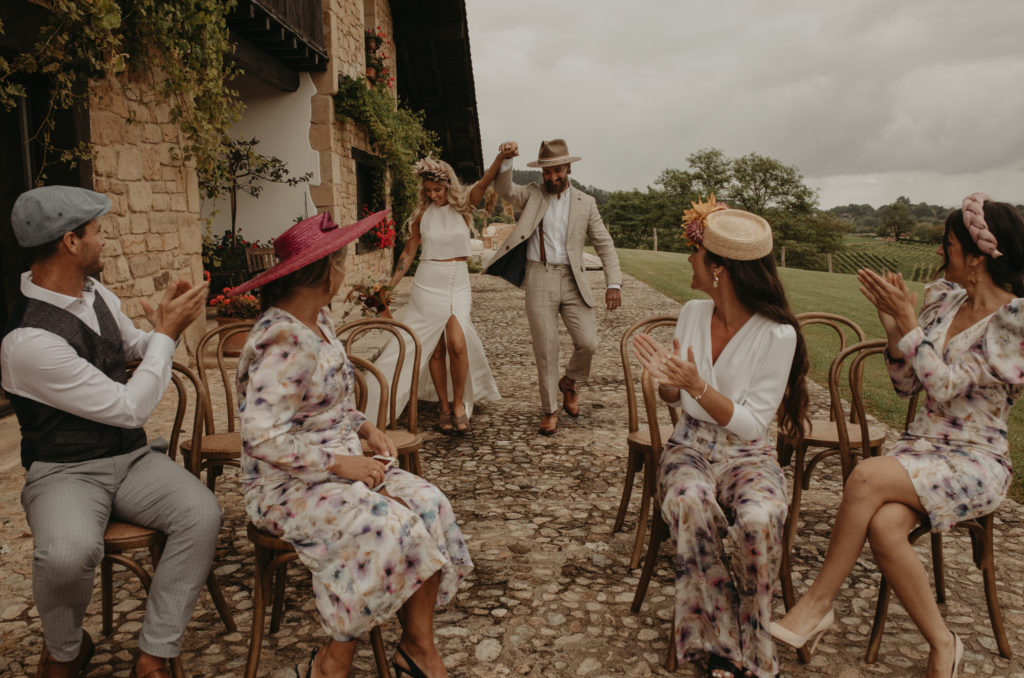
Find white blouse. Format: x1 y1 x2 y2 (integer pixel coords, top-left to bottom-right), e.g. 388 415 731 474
671 299 796 441
419 204 471 260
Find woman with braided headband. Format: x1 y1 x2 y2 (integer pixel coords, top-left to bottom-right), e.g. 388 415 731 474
774 196 1024 678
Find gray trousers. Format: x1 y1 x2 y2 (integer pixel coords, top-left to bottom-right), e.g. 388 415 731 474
524 261 598 414
21 442 222 661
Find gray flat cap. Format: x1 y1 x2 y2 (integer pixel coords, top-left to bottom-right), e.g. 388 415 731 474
11 186 112 248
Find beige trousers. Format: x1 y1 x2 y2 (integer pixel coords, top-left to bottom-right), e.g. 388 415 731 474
524 261 598 414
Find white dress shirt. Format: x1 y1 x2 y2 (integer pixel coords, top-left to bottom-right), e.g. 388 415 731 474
670 299 797 441
1 271 176 428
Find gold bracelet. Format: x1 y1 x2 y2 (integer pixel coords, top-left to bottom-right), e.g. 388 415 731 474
692 382 709 402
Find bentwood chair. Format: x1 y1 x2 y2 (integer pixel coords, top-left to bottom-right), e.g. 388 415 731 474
180 321 254 490
245 246 277 274
100 362 237 678
776 312 874 473
779 336 890 664
628 367 678 672
613 315 678 570
850 342 1013 662
337 318 425 475
244 354 392 678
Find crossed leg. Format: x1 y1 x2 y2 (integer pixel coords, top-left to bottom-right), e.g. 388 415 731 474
776 456 957 676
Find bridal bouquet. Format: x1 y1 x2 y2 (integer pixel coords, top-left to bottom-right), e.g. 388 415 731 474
345 280 394 318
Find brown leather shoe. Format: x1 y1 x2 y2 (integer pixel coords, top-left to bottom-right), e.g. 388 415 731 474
38 631 94 678
558 376 580 417
538 413 558 435
128 659 172 678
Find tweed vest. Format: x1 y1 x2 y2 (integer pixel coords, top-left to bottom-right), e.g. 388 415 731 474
6 291 147 469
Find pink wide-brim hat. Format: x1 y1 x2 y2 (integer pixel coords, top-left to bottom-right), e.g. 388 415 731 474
228 210 386 296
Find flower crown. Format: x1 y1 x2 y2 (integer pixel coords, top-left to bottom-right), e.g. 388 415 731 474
681 194 728 246
412 157 450 184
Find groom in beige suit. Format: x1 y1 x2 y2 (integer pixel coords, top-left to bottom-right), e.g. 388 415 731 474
486 139 622 435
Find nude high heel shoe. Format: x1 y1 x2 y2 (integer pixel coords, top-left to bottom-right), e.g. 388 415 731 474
770 608 834 655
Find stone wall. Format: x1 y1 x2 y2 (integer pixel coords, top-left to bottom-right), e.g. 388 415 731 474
308 0 394 285
88 74 205 354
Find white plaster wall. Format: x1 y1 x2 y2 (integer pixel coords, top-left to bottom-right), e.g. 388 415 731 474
202 72 321 244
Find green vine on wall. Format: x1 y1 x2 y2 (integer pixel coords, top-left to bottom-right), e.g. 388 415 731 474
334 74 439 230
0 0 242 186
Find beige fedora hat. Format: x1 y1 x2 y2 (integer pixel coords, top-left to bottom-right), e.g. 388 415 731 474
703 209 773 261
526 139 581 168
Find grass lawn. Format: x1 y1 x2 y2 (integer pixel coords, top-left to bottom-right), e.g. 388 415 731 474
610 247 1024 501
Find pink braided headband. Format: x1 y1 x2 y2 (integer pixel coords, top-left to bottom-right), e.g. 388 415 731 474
962 192 1003 258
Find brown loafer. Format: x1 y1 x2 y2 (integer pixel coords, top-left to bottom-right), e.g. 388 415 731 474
128 659 172 678
558 376 580 417
38 631 94 678
538 413 558 436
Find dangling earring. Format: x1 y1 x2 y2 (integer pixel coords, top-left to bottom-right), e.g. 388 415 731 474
968 267 978 286
712 269 719 288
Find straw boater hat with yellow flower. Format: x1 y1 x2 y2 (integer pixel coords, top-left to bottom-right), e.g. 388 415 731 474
229 210 387 297
681 194 773 260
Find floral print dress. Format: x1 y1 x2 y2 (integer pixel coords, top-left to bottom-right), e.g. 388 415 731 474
885 279 1024 532
237 306 473 641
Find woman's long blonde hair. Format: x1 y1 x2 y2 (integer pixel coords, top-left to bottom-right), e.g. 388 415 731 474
405 157 476 234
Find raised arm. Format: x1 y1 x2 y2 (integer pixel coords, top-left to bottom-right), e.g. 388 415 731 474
468 144 518 206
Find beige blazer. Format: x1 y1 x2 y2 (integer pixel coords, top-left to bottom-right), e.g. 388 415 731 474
484 167 622 307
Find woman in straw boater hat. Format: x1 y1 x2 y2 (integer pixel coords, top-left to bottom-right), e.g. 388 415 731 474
774 195 1024 678
633 200 809 678
376 151 511 435
229 212 472 678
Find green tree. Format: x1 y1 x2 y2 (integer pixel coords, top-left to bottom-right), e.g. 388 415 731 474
877 196 915 240
686 148 731 199
729 152 817 215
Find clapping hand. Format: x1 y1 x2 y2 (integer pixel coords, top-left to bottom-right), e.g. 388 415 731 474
142 278 209 341
856 268 918 338
633 333 702 394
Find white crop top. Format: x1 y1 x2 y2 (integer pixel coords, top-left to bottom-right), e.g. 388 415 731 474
419 204 471 260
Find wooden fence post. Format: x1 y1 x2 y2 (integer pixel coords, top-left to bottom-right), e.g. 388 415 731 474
780 246 786 268
652 228 658 252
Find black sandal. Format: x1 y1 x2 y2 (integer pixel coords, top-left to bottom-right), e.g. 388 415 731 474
707 654 744 678
392 645 428 678
295 648 317 678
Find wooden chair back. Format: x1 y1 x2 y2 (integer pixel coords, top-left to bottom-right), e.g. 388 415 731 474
245 246 277 274
126 360 204 468
349 354 389 430
620 315 679 434
195 321 255 436
337 317 422 433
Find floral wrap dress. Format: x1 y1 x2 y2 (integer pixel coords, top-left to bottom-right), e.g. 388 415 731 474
658 301 797 678
237 306 473 641
885 279 1023 532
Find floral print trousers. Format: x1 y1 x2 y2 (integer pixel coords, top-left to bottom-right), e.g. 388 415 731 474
658 417 787 678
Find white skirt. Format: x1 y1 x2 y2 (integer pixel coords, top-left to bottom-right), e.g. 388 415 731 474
366 260 500 424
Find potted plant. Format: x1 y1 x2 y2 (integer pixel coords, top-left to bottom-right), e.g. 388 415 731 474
199 137 313 243
207 283 260 355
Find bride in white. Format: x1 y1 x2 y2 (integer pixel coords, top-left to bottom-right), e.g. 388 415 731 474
369 152 512 435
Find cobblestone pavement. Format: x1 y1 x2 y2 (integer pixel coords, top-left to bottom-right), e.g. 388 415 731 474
2 272 1024 677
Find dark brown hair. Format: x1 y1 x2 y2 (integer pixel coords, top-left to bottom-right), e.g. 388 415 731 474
259 247 347 311
942 200 1024 296
706 249 810 444
25 222 89 264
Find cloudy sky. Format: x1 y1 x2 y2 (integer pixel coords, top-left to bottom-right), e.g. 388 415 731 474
465 1 1024 209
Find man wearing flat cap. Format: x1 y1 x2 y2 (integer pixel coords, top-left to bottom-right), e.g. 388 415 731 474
485 140 623 435
1 186 216 677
